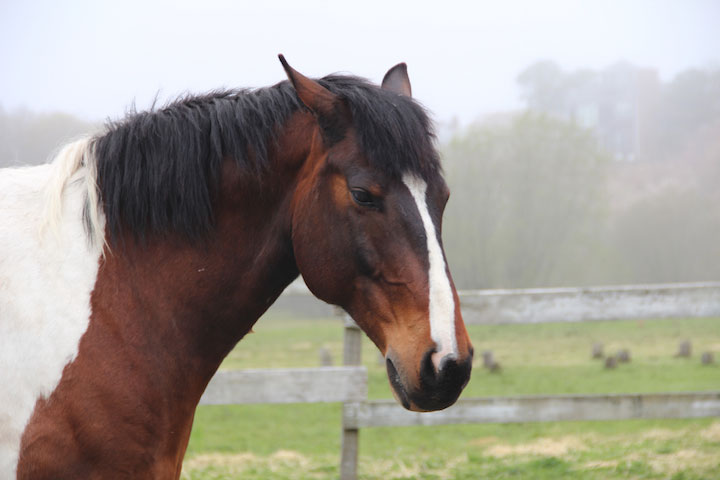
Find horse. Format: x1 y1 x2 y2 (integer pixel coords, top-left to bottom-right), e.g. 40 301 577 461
0 56 473 479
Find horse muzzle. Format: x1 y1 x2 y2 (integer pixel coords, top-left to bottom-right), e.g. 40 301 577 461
386 347 473 412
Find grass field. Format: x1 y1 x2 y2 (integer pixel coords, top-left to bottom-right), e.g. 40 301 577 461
182 312 720 479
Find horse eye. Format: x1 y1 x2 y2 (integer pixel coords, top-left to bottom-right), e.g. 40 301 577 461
350 188 374 207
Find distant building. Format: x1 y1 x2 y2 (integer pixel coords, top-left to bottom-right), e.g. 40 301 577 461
561 65 660 161
520 62 661 161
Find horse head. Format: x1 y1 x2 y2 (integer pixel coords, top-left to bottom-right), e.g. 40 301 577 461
281 57 473 412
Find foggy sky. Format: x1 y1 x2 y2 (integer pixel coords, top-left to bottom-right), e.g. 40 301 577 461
1 0 718 125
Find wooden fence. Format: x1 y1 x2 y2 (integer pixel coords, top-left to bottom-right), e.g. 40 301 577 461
458 282 720 324
198 282 720 480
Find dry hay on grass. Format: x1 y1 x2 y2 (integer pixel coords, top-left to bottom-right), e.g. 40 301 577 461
469 436 501 447
290 341 314 351
700 421 720 442
483 435 587 458
359 454 467 480
582 449 715 473
268 450 313 472
617 448 719 475
183 452 259 472
182 423 720 479
639 427 688 441
581 423 720 475
182 450 320 478
646 448 719 474
185 451 470 480
583 459 620 469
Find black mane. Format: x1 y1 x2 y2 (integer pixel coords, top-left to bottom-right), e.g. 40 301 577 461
92 75 439 243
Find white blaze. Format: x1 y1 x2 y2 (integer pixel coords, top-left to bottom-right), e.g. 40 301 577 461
402 173 457 369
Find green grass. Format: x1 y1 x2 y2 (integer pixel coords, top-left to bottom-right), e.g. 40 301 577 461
183 314 720 479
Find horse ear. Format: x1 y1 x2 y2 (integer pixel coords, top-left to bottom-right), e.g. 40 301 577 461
279 54 350 144
381 63 412 97
278 54 339 118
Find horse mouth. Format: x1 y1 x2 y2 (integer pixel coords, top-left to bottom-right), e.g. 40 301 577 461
386 357 413 410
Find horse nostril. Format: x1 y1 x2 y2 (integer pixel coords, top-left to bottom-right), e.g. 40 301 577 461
420 348 438 378
413 347 472 411
423 348 472 382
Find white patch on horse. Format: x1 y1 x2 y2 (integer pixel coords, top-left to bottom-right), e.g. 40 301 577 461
0 138 104 477
402 173 457 369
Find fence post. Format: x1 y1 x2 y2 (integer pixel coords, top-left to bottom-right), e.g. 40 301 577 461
340 313 362 480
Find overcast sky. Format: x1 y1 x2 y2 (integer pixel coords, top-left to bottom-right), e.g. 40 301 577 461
1 0 718 126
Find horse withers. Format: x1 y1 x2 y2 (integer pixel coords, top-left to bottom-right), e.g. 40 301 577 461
0 56 473 479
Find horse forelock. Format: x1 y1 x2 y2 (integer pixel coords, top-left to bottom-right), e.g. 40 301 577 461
320 75 441 183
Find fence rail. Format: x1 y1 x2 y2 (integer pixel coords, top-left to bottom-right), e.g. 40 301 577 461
344 392 720 429
200 366 367 405
459 281 720 324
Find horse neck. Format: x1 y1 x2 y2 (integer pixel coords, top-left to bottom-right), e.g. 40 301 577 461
90 111 318 399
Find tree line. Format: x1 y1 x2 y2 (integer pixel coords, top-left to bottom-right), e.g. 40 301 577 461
444 63 720 288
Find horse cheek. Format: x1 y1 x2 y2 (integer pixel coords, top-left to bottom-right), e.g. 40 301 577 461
292 198 354 306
